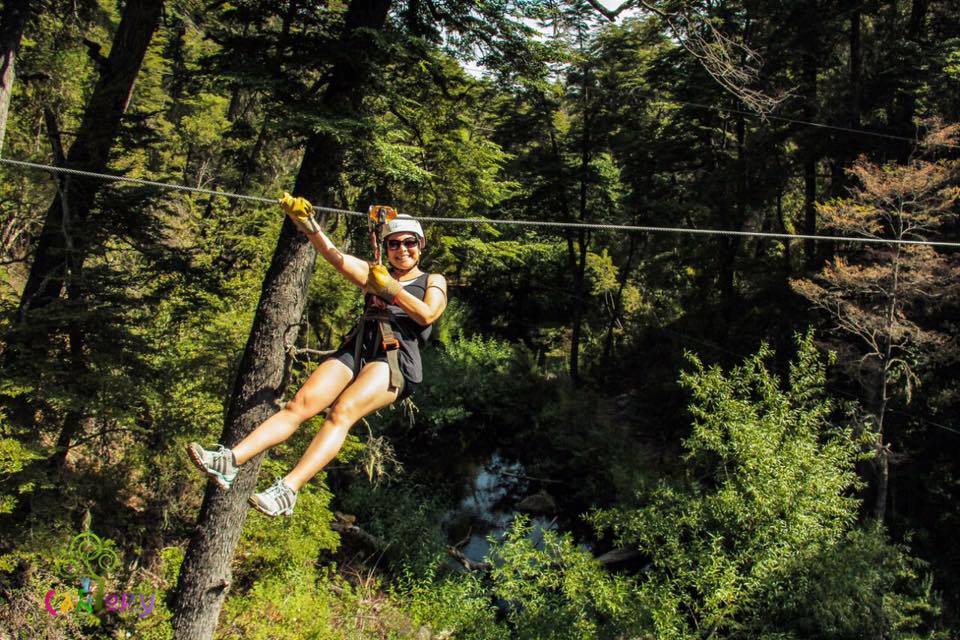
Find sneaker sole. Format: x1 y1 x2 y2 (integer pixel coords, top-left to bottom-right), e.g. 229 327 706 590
186 443 233 491
248 495 294 517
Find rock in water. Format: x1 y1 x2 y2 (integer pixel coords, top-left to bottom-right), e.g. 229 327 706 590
516 490 556 514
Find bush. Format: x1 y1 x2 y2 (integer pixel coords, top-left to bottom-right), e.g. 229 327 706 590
588 331 939 639
488 516 641 639
415 333 541 436
339 482 448 578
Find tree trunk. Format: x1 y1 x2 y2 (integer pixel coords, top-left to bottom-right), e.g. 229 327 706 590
874 444 890 520
16 0 164 321
871 247 903 522
0 0 32 153
777 187 790 279
830 7 862 199
803 159 817 268
718 113 747 321
849 8 862 130
892 0 929 163
801 38 819 270
170 1 391 638
168 215 317 640
568 227 587 386
50 322 89 472
569 64 594 387
601 234 638 375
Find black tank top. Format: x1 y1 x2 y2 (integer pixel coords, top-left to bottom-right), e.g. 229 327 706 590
357 272 433 383
382 272 433 344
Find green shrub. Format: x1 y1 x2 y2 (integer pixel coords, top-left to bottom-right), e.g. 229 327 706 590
398 571 503 639
589 331 939 639
416 333 541 435
339 483 447 578
487 516 641 639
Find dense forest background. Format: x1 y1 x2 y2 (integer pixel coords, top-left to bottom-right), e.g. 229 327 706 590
1 0 959 637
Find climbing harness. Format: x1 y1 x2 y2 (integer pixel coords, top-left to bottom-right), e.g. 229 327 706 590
352 205 405 392
350 306 405 392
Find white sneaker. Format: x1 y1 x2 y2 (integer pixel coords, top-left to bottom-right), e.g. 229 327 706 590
249 478 298 517
187 443 238 490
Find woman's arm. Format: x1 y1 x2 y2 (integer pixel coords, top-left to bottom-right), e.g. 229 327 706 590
280 193 370 288
305 229 370 289
393 273 448 326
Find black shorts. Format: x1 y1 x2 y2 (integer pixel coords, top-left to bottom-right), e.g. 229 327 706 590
331 348 418 400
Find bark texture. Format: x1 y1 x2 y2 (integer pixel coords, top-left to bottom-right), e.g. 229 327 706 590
0 0 32 153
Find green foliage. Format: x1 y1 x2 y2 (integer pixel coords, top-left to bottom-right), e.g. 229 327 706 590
946 40 960 80
0 413 42 514
585 249 619 297
416 333 540 434
436 236 570 346
757 525 942 639
488 516 641 639
678 332 862 546
237 469 339 576
221 566 336 640
429 296 472 348
589 332 937 638
397 572 501 639
179 93 232 148
339 483 448 577
2 0 959 636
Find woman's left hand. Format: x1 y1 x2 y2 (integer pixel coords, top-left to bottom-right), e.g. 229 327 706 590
365 264 402 302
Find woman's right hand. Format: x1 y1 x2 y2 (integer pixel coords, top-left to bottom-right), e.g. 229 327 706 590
280 192 322 235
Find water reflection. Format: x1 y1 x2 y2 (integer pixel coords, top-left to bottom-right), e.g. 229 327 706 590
446 452 558 567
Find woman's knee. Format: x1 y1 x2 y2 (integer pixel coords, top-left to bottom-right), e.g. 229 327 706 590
283 395 316 422
325 400 359 430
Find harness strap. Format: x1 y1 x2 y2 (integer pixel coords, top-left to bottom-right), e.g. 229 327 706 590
377 317 405 391
349 307 405 393
351 315 365 380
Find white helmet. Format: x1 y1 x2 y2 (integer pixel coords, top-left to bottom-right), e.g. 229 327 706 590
383 213 425 249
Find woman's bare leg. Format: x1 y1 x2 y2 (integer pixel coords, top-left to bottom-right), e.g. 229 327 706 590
283 361 399 491
230 358 354 465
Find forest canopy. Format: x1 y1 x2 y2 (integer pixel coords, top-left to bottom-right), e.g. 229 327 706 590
1 0 959 638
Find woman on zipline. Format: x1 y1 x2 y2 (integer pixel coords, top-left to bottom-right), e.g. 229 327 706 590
187 194 448 516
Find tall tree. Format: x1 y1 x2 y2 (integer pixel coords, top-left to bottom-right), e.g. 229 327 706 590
15 0 164 321
565 4 601 386
792 126 960 521
0 0 33 153
796 1 823 269
169 0 391 637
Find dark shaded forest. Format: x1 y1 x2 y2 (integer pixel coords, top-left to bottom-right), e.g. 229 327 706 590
1 0 959 637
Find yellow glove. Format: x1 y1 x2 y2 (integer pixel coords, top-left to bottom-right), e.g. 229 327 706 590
279 192 321 235
365 263 403 303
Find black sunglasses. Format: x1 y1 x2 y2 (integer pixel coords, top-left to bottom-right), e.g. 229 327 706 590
386 238 420 250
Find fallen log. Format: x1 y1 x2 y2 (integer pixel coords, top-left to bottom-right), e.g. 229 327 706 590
446 545 644 573
446 546 492 572
331 521 389 552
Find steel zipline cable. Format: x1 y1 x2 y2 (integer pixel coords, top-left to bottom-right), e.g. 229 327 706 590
3 156 960 249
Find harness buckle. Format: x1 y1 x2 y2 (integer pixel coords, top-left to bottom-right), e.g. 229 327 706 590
382 336 400 351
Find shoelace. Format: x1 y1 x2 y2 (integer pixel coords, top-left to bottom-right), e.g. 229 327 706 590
266 479 291 498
